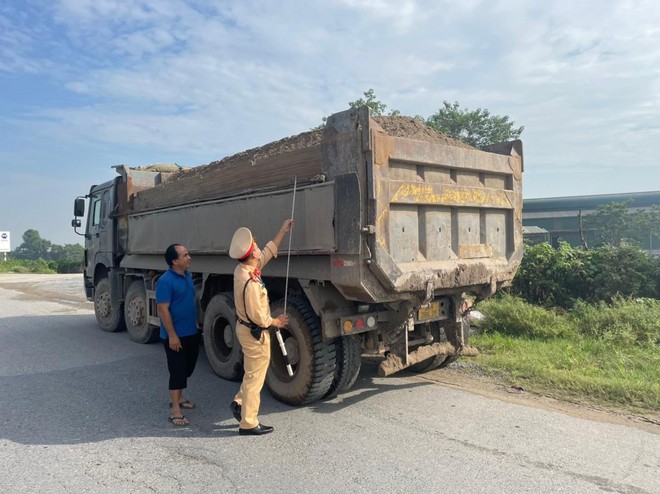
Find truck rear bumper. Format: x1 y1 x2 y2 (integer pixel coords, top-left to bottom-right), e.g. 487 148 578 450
377 342 479 377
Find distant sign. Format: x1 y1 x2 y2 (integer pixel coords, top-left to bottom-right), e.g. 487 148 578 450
0 231 9 253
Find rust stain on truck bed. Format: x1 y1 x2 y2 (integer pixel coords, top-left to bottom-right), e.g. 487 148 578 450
390 183 514 209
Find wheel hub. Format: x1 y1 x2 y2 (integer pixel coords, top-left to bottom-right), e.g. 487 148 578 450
284 337 300 366
96 292 111 317
127 297 145 326
222 323 233 348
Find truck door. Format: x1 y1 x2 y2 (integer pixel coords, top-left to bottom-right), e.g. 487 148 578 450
85 185 114 280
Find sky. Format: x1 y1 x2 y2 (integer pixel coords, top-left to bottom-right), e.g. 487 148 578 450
1 0 659 247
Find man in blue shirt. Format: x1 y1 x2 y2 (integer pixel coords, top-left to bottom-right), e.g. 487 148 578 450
156 244 199 426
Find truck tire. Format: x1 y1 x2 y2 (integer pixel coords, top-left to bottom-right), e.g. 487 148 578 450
324 334 361 398
409 354 448 373
266 298 336 406
94 277 125 333
203 293 243 381
409 320 449 372
124 280 159 344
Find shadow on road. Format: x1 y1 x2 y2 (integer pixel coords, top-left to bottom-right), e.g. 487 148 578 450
307 361 430 414
1 314 431 445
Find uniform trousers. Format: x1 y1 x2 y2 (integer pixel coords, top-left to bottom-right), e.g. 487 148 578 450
234 323 271 429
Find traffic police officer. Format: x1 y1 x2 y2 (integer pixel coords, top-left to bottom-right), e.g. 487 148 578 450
228 219 293 435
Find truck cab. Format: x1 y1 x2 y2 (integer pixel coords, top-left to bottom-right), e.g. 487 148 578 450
73 179 120 300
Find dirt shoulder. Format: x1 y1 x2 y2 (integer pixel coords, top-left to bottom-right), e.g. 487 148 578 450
0 273 90 306
416 363 660 435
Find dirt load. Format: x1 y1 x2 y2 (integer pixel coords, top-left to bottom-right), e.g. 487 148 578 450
132 115 475 212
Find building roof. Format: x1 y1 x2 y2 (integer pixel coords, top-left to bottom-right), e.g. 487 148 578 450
523 226 549 234
523 191 660 213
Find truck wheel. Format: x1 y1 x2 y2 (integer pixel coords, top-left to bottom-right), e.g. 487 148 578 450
324 334 361 398
203 293 243 381
409 321 448 372
409 354 448 372
124 280 159 344
266 298 336 406
94 278 125 332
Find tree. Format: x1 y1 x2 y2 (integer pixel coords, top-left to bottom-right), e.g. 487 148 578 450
11 230 84 272
50 243 84 262
13 229 52 260
347 89 400 116
50 243 85 273
314 89 399 129
315 93 524 147
425 101 524 148
584 201 660 248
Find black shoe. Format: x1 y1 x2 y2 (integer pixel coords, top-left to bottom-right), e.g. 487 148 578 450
229 401 241 422
239 424 274 436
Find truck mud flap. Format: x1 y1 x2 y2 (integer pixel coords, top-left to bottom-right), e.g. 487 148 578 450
377 343 479 377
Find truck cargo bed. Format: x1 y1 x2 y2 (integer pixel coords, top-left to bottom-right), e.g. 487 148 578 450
121 107 523 303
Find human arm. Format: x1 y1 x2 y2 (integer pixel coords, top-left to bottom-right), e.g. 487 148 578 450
261 219 294 268
244 282 289 329
271 219 294 250
157 302 181 351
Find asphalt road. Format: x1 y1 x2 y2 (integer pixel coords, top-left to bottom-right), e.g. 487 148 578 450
1 274 658 493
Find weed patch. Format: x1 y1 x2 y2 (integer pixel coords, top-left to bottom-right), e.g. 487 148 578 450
472 296 660 412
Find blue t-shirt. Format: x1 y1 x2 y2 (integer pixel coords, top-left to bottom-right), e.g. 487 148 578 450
155 268 198 340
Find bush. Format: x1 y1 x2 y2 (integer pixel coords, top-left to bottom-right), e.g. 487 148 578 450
0 259 56 274
512 242 585 307
55 259 84 273
512 242 660 308
583 245 658 301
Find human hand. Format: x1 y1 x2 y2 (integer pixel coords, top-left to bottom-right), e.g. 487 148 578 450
275 314 289 329
169 335 182 352
281 219 294 233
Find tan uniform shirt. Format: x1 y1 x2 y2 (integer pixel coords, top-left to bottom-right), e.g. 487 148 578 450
234 241 278 328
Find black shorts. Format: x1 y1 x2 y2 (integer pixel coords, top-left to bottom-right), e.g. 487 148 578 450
163 332 201 390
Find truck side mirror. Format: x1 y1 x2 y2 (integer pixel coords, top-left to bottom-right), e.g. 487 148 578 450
71 219 81 228
74 197 85 217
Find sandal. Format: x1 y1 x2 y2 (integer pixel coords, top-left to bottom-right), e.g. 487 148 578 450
168 415 189 426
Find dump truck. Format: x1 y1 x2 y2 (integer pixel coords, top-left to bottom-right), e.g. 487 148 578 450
71 107 524 405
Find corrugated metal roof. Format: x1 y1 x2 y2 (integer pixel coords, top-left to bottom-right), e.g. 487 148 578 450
523 191 660 213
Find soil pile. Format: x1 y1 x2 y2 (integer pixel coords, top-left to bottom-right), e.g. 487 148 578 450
132 114 472 211
174 115 471 181
373 116 474 149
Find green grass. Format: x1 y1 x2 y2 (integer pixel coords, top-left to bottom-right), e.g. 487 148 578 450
471 295 660 413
